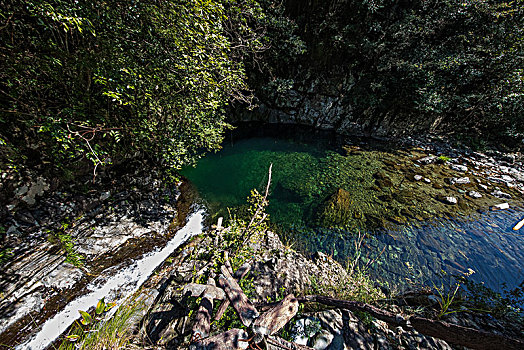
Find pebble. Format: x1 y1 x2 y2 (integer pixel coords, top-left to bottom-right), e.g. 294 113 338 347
450 164 468 172
491 190 511 199
468 191 482 199
414 175 423 181
448 177 470 185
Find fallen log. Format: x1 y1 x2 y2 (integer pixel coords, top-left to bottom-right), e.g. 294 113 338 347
183 283 225 300
253 294 299 336
410 316 524 350
299 295 406 327
300 295 524 350
215 262 251 321
223 251 234 275
218 265 259 327
189 328 249 350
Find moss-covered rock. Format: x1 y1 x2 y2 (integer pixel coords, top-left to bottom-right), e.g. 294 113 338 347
374 171 394 188
317 188 355 228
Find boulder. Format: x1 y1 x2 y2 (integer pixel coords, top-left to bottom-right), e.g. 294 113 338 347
317 188 354 227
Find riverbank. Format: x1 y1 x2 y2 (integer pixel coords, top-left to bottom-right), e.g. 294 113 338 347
1 130 523 348
0 161 199 347
61 216 524 350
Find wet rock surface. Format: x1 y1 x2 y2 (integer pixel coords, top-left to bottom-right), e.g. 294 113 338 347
0 164 194 346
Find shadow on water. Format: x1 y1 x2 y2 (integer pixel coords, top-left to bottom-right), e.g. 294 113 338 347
182 123 524 293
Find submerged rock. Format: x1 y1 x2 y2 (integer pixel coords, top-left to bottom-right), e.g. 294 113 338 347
317 188 354 227
448 177 470 185
439 196 458 205
373 171 393 188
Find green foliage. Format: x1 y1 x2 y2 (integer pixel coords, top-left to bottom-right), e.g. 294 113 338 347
280 0 524 141
0 248 14 265
432 269 475 319
48 223 85 267
438 155 451 162
59 297 141 350
0 0 271 176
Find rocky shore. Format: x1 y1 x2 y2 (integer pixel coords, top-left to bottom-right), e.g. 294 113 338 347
0 163 195 346
1 132 523 348
134 222 523 349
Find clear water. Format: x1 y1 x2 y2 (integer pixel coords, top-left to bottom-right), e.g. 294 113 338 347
182 128 524 293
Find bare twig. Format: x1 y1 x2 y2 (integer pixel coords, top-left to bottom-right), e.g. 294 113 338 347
239 163 272 247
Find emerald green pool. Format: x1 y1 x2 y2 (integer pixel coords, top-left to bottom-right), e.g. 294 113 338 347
182 126 524 293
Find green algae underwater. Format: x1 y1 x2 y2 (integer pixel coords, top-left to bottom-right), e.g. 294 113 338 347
181 126 524 293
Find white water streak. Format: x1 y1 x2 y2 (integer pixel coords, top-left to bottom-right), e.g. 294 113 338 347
19 210 204 350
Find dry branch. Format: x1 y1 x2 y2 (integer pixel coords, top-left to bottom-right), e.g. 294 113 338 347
410 316 524 350
299 295 406 326
254 294 299 336
215 262 252 321
218 265 259 327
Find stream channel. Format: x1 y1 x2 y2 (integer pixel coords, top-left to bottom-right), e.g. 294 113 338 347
182 125 524 294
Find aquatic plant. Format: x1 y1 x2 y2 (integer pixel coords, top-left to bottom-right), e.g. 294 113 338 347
433 269 475 319
438 155 451 162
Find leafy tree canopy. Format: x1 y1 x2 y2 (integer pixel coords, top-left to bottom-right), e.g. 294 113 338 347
0 0 269 176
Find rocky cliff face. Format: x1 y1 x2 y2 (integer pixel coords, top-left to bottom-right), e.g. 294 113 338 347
233 69 441 138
